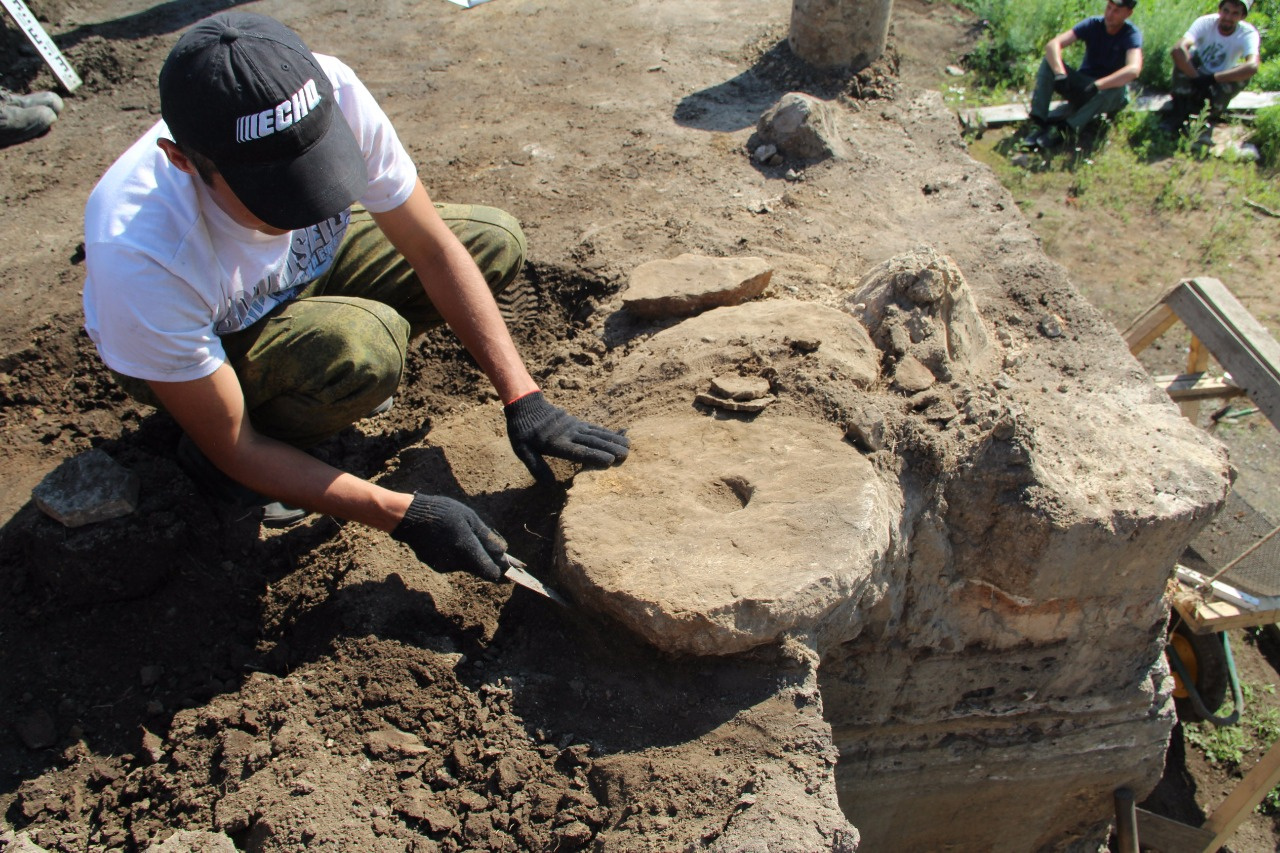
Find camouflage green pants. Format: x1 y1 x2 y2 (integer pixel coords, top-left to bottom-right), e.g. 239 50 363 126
1169 68 1247 123
118 203 526 447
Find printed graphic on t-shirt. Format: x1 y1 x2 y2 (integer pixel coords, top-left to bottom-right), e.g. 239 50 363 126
213 211 350 334
1198 43 1229 72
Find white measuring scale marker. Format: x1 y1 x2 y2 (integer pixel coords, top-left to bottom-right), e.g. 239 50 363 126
1 0 81 92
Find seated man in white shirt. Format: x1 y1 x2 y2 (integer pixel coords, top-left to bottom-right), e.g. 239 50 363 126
1159 0 1261 135
82 12 629 582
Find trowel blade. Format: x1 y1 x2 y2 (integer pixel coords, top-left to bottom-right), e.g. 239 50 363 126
501 556 570 607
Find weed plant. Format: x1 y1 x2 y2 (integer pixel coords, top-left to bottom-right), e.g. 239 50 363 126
1254 104 1280 166
961 0 1090 85
1254 3 1280 89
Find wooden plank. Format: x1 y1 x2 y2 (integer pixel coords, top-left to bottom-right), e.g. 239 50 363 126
959 100 1073 129
1135 807 1215 853
1154 373 1244 402
1173 594 1280 633
1204 740 1280 851
1180 335 1212 421
1181 278 1280 370
1224 91 1280 111
1171 571 1279 633
958 91 1277 128
1123 301 1178 355
1186 335 1212 374
1165 277 1280 430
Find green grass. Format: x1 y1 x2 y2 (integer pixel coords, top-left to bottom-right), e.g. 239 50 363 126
971 104 1280 264
1255 105 1280 166
1185 716 1251 764
1182 680 1280 816
960 0 1091 86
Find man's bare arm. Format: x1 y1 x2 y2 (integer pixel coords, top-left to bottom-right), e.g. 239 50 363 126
1044 29 1079 76
370 178 629 484
371 179 539 405
1171 36 1199 77
1095 47 1143 90
149 365 412 531
1214 55 1259 84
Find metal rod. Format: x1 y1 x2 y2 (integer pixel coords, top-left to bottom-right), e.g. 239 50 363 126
1114 787 1138 853
1205 523 1280 586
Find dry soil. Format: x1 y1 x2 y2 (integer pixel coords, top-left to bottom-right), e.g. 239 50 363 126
2 0 1279 851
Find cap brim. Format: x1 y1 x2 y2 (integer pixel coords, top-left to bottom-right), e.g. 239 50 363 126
218 108 369 232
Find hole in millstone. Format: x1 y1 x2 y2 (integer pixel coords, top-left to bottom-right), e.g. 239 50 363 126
723 476 754 506
697 476 756 513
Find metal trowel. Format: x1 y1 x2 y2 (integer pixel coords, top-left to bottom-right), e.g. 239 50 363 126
501 553 570 607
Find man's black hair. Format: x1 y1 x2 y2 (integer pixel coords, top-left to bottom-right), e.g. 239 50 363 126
177 141 217 187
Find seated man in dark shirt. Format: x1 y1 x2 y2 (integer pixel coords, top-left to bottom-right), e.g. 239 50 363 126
1020 0 1145 151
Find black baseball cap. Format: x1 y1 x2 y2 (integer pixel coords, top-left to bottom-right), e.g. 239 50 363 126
159 12 369 230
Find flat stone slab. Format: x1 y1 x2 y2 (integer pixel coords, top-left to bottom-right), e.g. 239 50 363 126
146 830 237 852
558 414 896 655
622 254 772 319
602 300 881 421
32 448 139 527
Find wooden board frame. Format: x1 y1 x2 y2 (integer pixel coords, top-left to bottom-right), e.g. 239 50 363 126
1122 277 1280 432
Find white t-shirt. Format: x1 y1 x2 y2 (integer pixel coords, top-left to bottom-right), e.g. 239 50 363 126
83 54 418 383
1185 14 1260 74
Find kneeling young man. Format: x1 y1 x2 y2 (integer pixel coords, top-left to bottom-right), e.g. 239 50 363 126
83 12 629 582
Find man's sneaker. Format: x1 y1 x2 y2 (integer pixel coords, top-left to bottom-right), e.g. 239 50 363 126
0 87 64 115
0 104 57 148
176 434 310 528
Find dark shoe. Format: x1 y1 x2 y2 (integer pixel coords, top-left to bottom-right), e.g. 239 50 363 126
0 87 64 115
0 104 57 148
176 434 310 528
1019 127 1046 151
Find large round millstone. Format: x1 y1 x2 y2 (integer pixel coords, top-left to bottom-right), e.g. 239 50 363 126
558 414 896 655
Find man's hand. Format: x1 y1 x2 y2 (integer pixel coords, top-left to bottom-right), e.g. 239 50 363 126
1052 73 1071 96
390 493 508 581
1194 72 1216 90
1078 80 1098 98
505 391 630 484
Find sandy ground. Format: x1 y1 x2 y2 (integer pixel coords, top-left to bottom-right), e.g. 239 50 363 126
2 0 1279 850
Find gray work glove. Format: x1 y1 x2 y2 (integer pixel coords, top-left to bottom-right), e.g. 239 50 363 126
504 391 630 484
390 493 507 582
